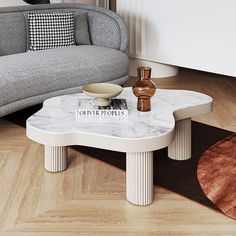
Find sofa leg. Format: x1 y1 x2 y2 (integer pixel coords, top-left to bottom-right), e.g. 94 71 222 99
44 146 68 172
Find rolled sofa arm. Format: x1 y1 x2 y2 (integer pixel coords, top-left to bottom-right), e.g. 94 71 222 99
83 4 129 52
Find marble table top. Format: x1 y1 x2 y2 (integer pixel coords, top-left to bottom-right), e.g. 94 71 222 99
26 88 213 152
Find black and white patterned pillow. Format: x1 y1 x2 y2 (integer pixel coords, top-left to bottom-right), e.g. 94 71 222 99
28 12 75 51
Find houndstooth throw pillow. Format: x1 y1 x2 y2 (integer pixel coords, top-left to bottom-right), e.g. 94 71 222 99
28 13 75 51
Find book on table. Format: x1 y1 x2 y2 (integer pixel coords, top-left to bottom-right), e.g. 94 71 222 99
76 99 128 122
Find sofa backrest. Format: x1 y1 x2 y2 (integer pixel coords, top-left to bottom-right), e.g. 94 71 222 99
0 4 128 56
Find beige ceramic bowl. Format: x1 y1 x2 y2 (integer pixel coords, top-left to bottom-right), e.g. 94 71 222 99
82 83 123 106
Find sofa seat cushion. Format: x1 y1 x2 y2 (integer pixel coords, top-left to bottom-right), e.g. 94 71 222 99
0 46 129 107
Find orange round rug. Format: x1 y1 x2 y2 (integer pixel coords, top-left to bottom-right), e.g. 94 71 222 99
197 134 236 220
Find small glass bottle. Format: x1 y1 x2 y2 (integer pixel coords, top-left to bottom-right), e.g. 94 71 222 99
132 67 156 112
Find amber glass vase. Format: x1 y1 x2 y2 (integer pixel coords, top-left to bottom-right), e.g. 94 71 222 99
132 67 156 112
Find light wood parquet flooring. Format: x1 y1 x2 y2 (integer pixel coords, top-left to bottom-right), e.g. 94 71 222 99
0 69 235 235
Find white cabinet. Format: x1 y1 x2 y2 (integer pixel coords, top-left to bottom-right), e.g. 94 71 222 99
117 0 236 77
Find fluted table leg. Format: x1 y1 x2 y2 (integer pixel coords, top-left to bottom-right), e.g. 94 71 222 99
126 151 153 205
44 146 68 172
168 118 191 160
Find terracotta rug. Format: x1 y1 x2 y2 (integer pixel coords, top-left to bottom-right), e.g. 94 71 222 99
197 135 236 220
5 106 235 219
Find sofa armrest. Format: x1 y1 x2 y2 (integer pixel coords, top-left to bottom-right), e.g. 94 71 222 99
85 5 128 52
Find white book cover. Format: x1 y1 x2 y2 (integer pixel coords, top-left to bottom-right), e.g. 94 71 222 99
76 99 128 122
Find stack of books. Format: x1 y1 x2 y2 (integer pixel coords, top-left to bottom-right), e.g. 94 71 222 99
76 99 128 122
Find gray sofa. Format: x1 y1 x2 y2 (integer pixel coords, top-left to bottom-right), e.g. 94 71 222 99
0 4 129 117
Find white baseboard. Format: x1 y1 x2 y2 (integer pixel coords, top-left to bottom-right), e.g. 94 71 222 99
129 58 179 78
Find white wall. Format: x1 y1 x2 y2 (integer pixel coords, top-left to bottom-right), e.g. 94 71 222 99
51 0 96 4
118 0 236 77
53 0 108 7
0 0 97 7
0 0 28 7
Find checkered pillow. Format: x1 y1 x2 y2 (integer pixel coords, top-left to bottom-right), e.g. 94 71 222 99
28 13 75 51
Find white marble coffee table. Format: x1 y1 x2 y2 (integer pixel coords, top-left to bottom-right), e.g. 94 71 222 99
26 88 213 206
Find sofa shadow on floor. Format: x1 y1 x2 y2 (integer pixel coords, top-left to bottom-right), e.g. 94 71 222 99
5 105 233 215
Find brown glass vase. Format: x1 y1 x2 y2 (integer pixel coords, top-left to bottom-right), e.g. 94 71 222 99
132 67 156 112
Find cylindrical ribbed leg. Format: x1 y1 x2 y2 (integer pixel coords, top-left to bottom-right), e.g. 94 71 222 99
126 152 153 206
168 118 191 160
45 146 68 172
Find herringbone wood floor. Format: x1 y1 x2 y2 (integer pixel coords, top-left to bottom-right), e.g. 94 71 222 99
0 69 235 235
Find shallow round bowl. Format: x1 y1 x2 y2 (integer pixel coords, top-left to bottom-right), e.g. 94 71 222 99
82 83 123 106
